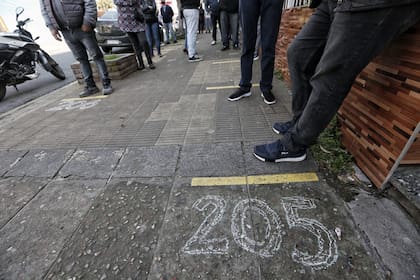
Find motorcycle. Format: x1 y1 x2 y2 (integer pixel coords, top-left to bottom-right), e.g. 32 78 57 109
0 7 66 102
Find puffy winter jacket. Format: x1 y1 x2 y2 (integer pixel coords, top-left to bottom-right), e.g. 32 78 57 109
312 0 420 10
39 0 97 30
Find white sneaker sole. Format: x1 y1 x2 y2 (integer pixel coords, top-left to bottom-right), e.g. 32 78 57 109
253 152 306 163
260 93 276 105
228 92 251 101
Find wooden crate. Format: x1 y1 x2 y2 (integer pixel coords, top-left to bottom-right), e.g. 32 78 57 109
275 8 420 188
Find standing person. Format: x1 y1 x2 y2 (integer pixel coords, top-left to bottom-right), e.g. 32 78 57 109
219 0 239 50
253 0 420 163
204 9 212 33
39 0 113 97
141 0 162 57
181 0 202 62
227 0 283 104
205 0 220 45
199 5 205 33
160 0 177 44
114 0 155 70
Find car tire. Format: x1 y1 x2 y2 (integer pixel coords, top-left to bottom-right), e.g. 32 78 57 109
101 47 112 53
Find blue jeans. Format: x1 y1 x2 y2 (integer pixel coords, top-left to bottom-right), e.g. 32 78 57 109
62 29 110 86
283 0 420 151
239 0 284 93
220 11 239 47
163 22 177 43
145 22 161 56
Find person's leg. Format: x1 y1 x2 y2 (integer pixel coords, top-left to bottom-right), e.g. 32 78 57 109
151 22 161 55
254 18 261 57
78 29 113 94
219 10 229 48
273 0 334 134
238 0 259 91
184 9 199 58
230 12 239 48
259 0 283 94
255 3 420 162
163 22 170 43
138 31 154 68
126 32 145 69
211 13 218 42
61 30 96 89
169 22 177 42
144 23 154 56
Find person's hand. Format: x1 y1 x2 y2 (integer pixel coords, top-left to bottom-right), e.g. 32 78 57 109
81 24 92 32
50 28 62 41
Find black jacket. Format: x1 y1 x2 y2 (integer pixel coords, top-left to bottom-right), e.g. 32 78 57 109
219 0 239 13
181 0 200 9
312 0 420 10
160 4 174 23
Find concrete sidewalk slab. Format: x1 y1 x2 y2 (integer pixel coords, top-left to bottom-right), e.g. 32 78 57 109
0 33 418 279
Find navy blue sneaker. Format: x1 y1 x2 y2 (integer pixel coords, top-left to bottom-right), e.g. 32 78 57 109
253 140 306 162
272 120 293 135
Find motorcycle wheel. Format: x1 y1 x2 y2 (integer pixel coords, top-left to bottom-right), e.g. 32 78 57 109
39 51 66 80
0 85 6 102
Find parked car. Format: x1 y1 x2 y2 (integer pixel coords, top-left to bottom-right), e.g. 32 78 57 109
95 9 132 53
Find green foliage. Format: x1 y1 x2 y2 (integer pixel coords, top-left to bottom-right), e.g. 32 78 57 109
104 54 119 60
310 116 353 175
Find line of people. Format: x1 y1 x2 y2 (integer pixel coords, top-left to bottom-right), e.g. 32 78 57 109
40 0 420 166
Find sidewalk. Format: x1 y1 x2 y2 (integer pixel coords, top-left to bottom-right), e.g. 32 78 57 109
0 34 419 280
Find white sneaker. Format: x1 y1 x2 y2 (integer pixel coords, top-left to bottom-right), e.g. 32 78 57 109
211 40 216 45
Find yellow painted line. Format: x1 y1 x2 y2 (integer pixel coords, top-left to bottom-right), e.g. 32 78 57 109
191 173 318 187
62 96 108 101
247 173 319 184
211 60 240 65
192 176 246 186
206 83 259 91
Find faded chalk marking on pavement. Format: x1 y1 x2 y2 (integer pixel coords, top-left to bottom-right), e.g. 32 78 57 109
206 83 259 91
211 60 240 65
191 172 319 187
62 96 108 101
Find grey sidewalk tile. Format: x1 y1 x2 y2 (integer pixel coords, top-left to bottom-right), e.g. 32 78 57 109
59 148 124 179
0 150 27 177
178 143 246 177
0 179 106 280
248 182 380 279
148 177 260 280
114 146 180 178
0 177 48 229
348 193 420 280
5 149 74 178
243 143 317 175
46 179 171 280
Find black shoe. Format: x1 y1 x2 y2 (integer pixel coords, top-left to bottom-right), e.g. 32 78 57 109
80 86 99 98
149 64 156 69
183 48 188 54
188 55 203 63
272 120 294 135
102 83 113 95
233 43 239 49
261 90 276 105
221 45 230 51
173 40 177 43
254 140 306 163
228 88 251 101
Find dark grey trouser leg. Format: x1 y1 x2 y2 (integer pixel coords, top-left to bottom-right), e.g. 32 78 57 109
284 4 420 151
259 0 284 92
287 0 335 122
220 10 230 47
62 29 96 87
239 0 260 91
127 32 145 67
